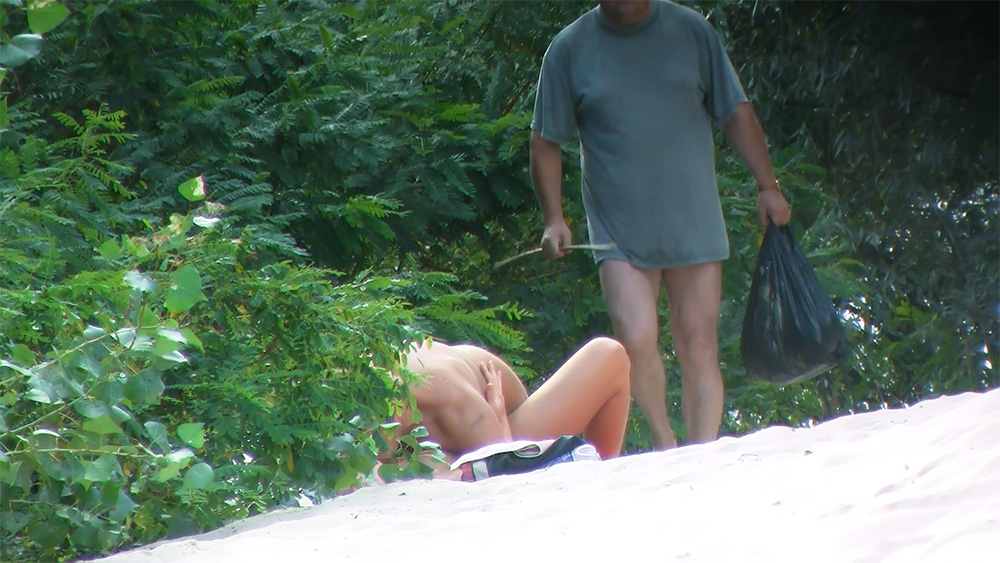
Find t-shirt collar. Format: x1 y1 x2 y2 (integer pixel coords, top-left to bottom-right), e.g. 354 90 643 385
596 0 661 36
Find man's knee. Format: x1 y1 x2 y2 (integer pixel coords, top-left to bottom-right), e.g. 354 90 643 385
674 326 720 369
609 316 659 356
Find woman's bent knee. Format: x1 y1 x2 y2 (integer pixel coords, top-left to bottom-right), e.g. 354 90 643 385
583 337 631 383
583 335 625 356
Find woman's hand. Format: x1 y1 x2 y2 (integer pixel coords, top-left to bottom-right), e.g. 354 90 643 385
480 361 512 441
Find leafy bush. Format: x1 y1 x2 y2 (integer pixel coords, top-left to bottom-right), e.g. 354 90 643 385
2 0 995 558
0 104 529 563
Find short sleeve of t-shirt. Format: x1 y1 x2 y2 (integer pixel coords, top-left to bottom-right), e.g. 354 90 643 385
528 1 750 269
699 20 747 123
531 45 575 144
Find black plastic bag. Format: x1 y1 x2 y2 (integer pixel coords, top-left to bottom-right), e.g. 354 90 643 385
740 223 848 384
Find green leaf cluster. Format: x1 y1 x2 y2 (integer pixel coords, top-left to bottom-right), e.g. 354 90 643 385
0 1 995 558
0 10 531 559
0 114 525 559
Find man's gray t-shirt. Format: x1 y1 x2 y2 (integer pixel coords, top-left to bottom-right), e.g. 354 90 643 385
531 0 747 269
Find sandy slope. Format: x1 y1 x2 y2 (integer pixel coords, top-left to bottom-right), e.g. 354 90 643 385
98 389 1000 562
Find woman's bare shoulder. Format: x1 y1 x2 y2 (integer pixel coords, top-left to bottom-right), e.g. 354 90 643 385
446 343 504 365
405 339 457 369
404 340 479 378
406 339 500 367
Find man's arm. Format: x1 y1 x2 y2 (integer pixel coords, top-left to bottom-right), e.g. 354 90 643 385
530 130 573 258
724 102 791 227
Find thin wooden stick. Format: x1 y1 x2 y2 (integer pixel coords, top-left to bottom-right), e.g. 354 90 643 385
493 243 616 269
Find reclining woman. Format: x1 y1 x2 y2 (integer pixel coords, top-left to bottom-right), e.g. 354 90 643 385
393 336 632 478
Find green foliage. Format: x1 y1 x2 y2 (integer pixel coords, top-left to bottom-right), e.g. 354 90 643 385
718 1 997 412
1 130 528 560
0 28 530 559
16 1 540 273
0 33 41 68
1 0 995 558
25 0 69 35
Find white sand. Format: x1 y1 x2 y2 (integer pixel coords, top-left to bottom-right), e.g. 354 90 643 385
99 389 1000 562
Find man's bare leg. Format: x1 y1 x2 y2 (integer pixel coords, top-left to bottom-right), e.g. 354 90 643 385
662 261 724 444
599 260 677 449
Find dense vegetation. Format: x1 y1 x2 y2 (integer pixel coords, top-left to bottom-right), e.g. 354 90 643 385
1 0 995 560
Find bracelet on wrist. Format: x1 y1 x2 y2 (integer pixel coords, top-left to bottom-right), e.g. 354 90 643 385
757 178 780 193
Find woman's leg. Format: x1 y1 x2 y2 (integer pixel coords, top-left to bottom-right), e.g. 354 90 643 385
507 337 631 459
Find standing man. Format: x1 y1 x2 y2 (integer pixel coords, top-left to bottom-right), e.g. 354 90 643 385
530 0 791 449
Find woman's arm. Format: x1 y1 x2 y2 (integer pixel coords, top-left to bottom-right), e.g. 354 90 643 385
450 344 530 414
480 360 513 441
408 368 512 454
